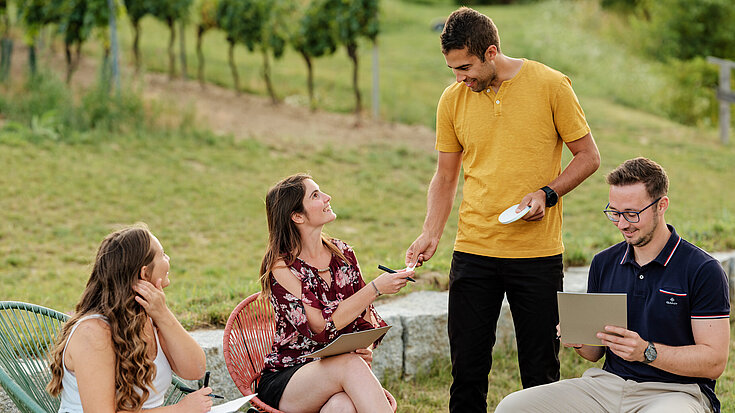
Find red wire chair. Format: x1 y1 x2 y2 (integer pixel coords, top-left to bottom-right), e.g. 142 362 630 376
222 292 397 413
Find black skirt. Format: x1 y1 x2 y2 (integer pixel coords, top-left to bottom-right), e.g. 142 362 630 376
256 362 310 408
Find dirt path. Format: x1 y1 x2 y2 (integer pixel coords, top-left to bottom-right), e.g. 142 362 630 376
6 43 437 152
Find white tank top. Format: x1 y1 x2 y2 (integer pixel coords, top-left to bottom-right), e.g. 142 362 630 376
58 314 173 412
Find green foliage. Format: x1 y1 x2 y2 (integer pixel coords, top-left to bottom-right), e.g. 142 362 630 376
0 70 146 140
149 0 192 24
293 0 338 59
263 0 294 59
600 0 643 13
123 0 154 23
16 0 69 40
61 0 112 48
196 0 218 32
0 70 73 125
216 0 291 56
400 0 450 5
334 0 379 45
215 0 265 51
659 57 719 126
635 0 735 61
453 0 538 4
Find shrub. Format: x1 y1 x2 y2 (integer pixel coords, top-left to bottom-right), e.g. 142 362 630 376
659 57 719 126
637 0 735 61
0 71 148 140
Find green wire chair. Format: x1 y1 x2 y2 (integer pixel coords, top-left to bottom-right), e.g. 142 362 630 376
0 301 187 412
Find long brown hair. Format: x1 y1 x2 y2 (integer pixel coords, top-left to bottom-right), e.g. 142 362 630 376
47 224 159 411
260 174 346 296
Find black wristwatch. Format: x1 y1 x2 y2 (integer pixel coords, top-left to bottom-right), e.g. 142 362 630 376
643 341 657 364
541 186 558 207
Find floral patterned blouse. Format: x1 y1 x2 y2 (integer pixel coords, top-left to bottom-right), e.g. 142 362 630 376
263 238 387 372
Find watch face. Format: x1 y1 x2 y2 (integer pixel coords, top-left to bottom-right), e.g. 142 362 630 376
645 343 657 362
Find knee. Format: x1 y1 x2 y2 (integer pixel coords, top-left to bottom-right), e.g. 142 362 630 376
321 392 357 413
326 353 371 374
494 390 527 413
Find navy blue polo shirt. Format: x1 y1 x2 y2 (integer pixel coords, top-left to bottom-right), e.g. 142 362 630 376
588 225 730 412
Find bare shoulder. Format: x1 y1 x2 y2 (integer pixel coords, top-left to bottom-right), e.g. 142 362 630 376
68 318 112 352
65 317 114 372
271 259 302 296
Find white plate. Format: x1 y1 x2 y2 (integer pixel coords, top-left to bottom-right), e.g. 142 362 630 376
498 204 531 224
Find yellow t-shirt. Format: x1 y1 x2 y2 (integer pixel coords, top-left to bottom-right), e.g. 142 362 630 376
436 59 590 258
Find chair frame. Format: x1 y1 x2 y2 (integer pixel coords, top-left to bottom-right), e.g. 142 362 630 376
0 301 187 412
222 292 397 413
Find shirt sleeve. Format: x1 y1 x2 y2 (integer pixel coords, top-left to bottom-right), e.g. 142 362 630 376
552 76 591 143
587 255 600 293
270 275 339 344
689 259 730 319
435 86 464 153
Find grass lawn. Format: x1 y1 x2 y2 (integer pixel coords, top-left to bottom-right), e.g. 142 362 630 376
2 80 733 326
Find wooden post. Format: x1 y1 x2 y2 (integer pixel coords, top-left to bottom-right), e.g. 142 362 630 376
707 56 735 145
372 40 379 120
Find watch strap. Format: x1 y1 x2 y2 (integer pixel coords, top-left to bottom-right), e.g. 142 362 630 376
541 186 558 207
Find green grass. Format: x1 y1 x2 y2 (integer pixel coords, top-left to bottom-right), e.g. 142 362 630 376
2 83 732 326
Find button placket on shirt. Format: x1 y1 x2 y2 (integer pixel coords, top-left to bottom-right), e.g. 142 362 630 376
487 88 503 116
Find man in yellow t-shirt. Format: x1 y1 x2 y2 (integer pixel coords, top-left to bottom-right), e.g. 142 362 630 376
405 7 601 413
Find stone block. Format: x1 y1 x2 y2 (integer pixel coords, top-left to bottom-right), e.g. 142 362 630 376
371 312 403 382
375 291 450 380
188 329 243 401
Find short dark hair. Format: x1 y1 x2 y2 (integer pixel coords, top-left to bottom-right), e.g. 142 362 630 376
440 7 501 61
606 157 669 199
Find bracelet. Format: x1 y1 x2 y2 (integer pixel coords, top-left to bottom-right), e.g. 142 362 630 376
370 281 382 297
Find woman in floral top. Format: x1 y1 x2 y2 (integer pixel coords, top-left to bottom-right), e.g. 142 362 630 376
256 174 414 413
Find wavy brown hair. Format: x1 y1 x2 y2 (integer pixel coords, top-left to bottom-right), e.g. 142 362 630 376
260 174 346 296
47 224 159 411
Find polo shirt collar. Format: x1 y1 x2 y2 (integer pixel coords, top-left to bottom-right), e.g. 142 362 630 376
619 224 682 267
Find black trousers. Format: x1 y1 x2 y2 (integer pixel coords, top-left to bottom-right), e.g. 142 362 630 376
448 251 563 413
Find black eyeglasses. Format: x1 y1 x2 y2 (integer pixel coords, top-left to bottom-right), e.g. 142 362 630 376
603 197 662 223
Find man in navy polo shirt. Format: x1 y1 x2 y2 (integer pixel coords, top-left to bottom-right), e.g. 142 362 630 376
495 157 730 412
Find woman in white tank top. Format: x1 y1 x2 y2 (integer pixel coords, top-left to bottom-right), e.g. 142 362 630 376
46 225 214 413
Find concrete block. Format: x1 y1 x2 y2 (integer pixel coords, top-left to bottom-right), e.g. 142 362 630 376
375 291 450 380
188 329 243 401
371 312 403 382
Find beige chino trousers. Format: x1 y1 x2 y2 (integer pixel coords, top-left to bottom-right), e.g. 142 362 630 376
494 368 713 413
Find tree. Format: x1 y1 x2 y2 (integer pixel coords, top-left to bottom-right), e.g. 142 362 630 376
216 0 292 102
17 0 68 75
640 0 735 61
60 0 113 83
195 0 217 86
150 0 193 79
0 0 11 81
292 0 338 110
123 0 153 73
258 0 293 103
334 0 379 117
216 0 264 95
